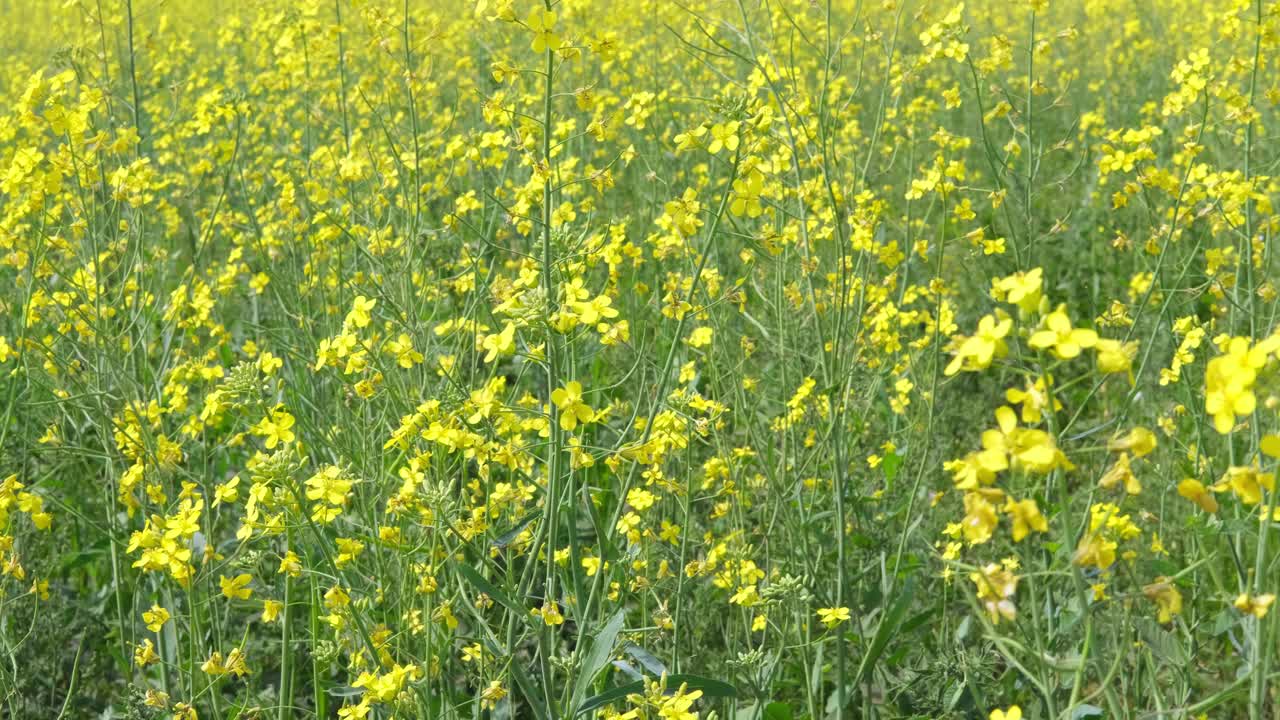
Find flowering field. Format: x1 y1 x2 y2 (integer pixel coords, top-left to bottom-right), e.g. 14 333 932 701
2 0 1280 718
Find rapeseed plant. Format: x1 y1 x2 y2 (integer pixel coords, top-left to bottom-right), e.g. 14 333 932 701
0 0 1279 718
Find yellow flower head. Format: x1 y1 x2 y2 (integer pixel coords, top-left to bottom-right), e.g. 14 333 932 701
817 606 851 628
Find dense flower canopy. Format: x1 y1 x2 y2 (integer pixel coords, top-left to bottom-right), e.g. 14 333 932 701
1 0 1280 718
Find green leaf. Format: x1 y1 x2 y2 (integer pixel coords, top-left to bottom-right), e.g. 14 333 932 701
763 701 793 720
571 609 626 712
510 658 549 720
848 532 877 550
58 548 104 573
326 686 363 698
623 643 668 677
882 452 904 484
576 674 737 717
899 608 936 635
1149 558 1180 577
1070 704 1104 719
454 562 523 615
612 659 645 681
492 510 542 549
1210 608 1239 636
854 574 916 686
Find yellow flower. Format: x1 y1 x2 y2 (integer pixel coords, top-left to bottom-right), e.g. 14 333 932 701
1234 593 1276 619
212 475 240 507
1095 338 1138 375
143 689 169 709
664 188 704 236
142 604 171 633
571 294 618 326
353 663 419 703
991 268 1043 314
262 599 284 623
278 551 302 577
202 651 227 676
481 322 517 363
225 647 249 677
551 381 594 431
655 683 702 720
537 601 565 626
252 405 296 449
1098 453 1142 495
817 606 851 628
345 295 376 329
1028 304 1098 359
134 639 159 667
687 326 714 348
707 121 740 154
1074 503 1140 570
1204 337 1269 434
325 584 351 609
945 311 1012 375
1177 478 1219 513
338 700 372 720
1223 465 1275 505
461 643 485 663
386 333 423 368
480 680 508 710
219 573 253 600
1074 531 1118 570
1143 577 1183 624
674 124 707 152
334 537 365 568
526 9 561 53
1004 376 1058 424
1003 497 1048 542
626 487 658 511
970 564 1018 624
982 406 1072 476
962 490 1001 545
990 707 1022 720
1108 427 1157 457
306 465 352 523
257 351 283 375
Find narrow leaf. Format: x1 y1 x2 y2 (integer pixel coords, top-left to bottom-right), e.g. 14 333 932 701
853 575 915 687
454 562 523 615
571 609 626 712
623 643 668 677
